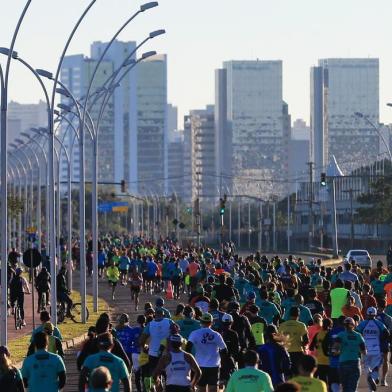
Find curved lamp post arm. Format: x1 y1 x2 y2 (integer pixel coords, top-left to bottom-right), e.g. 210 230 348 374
355 112 392 161
81 2 158 130
96 54 152 134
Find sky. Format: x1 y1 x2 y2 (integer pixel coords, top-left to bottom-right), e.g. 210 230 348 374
2 0 392 126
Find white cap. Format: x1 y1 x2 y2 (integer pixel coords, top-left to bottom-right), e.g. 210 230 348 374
222 313 233 323
367 307 377 316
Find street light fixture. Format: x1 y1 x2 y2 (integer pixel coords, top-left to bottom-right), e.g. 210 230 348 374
354 111 392 161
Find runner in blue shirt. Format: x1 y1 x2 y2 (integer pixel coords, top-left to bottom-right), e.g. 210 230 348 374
21 332 66 392
119 253 131 285
79 333 130 392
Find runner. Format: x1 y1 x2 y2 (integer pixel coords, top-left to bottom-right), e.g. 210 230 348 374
106 260 120 300
225 350 273 392
129 269 143 311
0 346 24 391
356 307 390 391
88 366 112 392
279 306 309 375
334 317 366 392
186 313 227 392
291 354 328 392
79 333 130 392
21 332 66 392
153 334 201 392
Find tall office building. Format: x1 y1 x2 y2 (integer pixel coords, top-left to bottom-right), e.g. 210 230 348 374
310 58 379 175
216 60 290 197
8 100 47 144
167 130 184 198
182 106 217 203
60 40 137 187
137 54 168 195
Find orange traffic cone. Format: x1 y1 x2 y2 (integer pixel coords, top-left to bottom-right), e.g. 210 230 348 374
166 281 174 300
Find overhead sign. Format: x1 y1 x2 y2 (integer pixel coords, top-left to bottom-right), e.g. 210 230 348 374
98 201 129 213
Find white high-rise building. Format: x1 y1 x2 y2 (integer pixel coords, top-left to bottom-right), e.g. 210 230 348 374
137 54 168 195
310 58 379 175
8 100 47 144
60 40 137 187
216 60 290 197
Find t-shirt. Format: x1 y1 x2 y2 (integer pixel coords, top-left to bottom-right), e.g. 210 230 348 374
188 262 199 277
356 319 386 355
144 318 173 357
256 299 280 324
291 376 327 392
336 330 365 362
313 329 329 366
188 327 227 367
21 349 66 392
279 320 308 353
226 367 273 392
31 325 63 342
330 288 349 318
385 282 392 306
82 352 129 392
176 318 201 339
116 325 142 354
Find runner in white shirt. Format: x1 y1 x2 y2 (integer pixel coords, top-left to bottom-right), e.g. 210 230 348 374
186 312 227 392
356 307 390 391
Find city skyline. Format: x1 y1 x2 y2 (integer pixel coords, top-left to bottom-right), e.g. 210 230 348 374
2 0 392 125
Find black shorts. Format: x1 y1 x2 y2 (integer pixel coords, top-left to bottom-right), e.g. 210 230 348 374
198 367 219 387
328 366 340 384
108 280 117 287
148 355 160 375
131 286 141 294
166 386 191 392
119 269 128 274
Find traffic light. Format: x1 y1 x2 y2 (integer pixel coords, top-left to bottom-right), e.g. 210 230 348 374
120 179 126 193
219 197 226 216
320 172 327 187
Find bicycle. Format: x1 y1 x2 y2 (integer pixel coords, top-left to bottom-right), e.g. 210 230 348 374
14 302 23 330
56 301 89 324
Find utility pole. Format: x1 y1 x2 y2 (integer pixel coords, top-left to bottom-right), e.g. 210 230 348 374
343 188 359 249
258 201 263 251
287 192 291 253
307 161 314 251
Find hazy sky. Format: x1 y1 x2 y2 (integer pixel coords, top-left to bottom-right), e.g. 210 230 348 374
2 0 392 126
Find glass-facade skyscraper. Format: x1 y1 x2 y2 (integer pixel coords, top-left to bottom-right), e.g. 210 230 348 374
216 60 290 197
310 58 379 175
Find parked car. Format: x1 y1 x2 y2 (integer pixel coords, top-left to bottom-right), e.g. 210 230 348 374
344 249 372 268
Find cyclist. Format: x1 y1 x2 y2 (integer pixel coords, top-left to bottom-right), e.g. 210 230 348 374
7 247 21 269
9 268 30 326
56 266 73 317
35 266 51 312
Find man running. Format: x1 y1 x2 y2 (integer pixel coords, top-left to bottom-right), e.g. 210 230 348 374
153 334 201 392
186 313 227 392
356 307 390 391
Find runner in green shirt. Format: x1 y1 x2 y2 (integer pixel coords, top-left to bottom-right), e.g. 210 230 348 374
226 350 273 392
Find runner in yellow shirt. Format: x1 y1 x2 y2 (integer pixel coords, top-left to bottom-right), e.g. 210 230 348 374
291 354 327 392
106 260 120 300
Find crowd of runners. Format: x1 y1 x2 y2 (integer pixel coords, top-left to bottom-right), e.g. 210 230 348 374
2 235 392 392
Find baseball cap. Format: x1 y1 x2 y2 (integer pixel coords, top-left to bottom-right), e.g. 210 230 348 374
169 334 182 343
344 317 355 325
200 313 213 323
367 307 377 316
222 313 233 324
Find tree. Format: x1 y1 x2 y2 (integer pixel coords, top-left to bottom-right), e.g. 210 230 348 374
357 175 392 224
